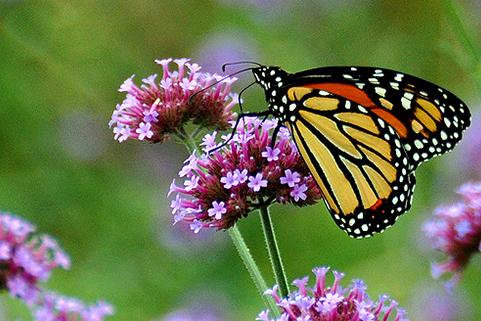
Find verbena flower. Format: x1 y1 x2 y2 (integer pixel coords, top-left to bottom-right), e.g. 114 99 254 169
168 117 322 232
257 267 408 321
160 306 225 321
0 212 70 304
33 292 114 321
155 293 228 321
410 284 470 321
456 111 481 178
422 181 481 283
110 58 238 143
0 211 114 320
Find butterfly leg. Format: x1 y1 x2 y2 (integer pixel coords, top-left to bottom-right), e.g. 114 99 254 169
237 81 256 113
270 124 281 149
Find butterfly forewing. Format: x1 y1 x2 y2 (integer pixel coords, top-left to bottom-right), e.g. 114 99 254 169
286 89 415 237
288 66 471 170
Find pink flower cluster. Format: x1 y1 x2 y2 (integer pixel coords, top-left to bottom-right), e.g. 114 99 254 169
258 267 408 321
0 212 69 304
168 117 322 233
110 58 238 143
0 211 113 320
34 292 114 321
423 182 481 283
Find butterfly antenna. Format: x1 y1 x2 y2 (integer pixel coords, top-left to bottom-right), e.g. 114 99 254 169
213 81 258 151
222 61 262 72
189 67 255 104
208 111 270 154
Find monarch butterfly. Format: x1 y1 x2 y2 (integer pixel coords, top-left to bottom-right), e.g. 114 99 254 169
224 63 471 238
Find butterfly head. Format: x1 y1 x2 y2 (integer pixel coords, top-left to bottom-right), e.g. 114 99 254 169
252 66 288 93
252 66 290 119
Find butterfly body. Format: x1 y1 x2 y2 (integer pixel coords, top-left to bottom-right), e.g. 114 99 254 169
251 65 471 238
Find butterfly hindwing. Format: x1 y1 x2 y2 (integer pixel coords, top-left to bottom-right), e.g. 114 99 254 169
287 66 471 170
285 89 415 237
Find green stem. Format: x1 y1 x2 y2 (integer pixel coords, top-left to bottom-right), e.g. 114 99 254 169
229 227 280 317
176 129 196 154
191 125 204 140
443 0 480 62
259 201 289 298
443 0 481 93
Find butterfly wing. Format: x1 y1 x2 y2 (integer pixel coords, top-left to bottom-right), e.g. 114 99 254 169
285 87 415 238
286 66 471 170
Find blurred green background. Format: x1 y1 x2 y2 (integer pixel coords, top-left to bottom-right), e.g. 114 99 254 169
0 0 480 320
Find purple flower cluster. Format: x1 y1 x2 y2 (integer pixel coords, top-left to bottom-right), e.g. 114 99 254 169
168 117 322 232
110 58 238 143
423 182 481 283
0 212 70 304
0 211 113 320
258 267 408 321
159 303 226 321
34 292 113 321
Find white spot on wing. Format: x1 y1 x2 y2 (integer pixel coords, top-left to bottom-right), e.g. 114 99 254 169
401 97 411 109
358 106 368 113
390 82 400 90
375 87 386 97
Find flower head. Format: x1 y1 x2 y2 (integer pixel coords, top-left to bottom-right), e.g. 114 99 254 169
409 284 470 321
258 267 408 321
455 111 481 178
168 117 322 232
0 212 70 304
0 211 114 320
110 58 238 143
33 292 114 321
159 304 225 321
422 181 481 283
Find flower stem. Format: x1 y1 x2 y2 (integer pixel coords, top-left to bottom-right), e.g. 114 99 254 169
228 227 280 317
259 201 289 298
176 129 196 154
443 0 481 92
191 125 204 140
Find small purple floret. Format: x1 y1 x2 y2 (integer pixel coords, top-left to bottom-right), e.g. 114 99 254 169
248 173 268 192
262 147 281 162
280 169 301 188
208 201 227 220
290 184 308 202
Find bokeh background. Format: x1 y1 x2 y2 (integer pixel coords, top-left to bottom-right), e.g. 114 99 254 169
1 0 481 320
